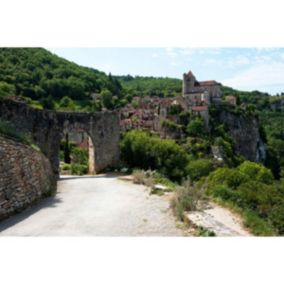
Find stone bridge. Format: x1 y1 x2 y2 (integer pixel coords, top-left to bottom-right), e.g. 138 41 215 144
0 98 120 177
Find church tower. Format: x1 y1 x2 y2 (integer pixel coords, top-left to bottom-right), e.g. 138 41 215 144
183 70 196 94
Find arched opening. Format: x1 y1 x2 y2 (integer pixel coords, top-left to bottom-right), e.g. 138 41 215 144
59 127 95 176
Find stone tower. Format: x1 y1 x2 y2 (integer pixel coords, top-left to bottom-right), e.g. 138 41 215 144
183 70 196 94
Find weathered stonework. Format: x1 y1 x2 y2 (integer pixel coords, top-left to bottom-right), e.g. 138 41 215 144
0 135 56 220
0 97 120 176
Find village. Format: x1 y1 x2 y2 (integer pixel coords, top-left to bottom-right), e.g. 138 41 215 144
120 70 237 135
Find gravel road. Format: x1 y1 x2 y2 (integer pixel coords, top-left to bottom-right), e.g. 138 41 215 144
0 175 184 236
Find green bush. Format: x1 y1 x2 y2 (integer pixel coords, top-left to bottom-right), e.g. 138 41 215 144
171 178 205 220
0 119 32 145
268 203 284 235
0 81 16 97
206 161 283 235
208 167 248 189
72 148 88 165
238 161 273 184
187 117 205 137
120 130 189 180
208 184 241 204
186 159 213 181
62 163 71 171
71 163 88 175
195 226 216 237
243 211 275 236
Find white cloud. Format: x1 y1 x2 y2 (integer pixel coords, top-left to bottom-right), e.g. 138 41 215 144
170 61 178 66
279 53 284 60
151 53 159 58
222 62 284 94
228 55 250 67
205 58 217 64
165 47 179 58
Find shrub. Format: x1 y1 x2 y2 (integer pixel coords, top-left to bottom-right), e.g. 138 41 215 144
206 162 283 235
187 117 205 137
62 163 71 171
208 167 246 190
186 159 213 181
243 211 275 236
0 81 16 97
268 203 284 235
0 119 32 145
132 169 146 184
238 161 273 184
71 163 88 175
132 169 155 190
195 226 216 237
120 130 189 180
171 178 205 220
40 95 55 110
58 96 76 111
72 148 88 165
208 184 241 204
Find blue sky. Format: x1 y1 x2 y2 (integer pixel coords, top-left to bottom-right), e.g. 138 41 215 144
49 48 284 95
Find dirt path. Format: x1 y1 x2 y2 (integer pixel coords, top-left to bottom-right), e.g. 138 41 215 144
185 202 252 236
0 174 184 236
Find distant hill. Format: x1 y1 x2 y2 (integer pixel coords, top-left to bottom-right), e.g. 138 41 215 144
0 48 124 110
115 75 182 97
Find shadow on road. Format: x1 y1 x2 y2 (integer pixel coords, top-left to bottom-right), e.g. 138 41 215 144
0 196 62 233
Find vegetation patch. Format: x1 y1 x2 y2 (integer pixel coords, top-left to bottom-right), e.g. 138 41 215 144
206 161 284 235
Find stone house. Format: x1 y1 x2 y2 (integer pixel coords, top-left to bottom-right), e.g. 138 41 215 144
191 105 209 127
183 70 222 104
225 95 237 106
120 70 224 135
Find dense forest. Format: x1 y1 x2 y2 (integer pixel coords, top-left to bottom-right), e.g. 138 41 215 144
115 75 182 97
0 48 126 111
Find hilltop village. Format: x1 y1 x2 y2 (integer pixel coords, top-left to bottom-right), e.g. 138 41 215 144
120 70 236 136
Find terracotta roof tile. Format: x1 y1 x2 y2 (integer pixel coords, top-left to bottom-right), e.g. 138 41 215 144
191 106 208 111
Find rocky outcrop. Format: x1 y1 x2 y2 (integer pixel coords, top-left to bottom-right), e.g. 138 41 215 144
0 135 56 220
219 110 266 162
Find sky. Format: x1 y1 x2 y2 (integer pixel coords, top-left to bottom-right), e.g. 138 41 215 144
48 48 284 95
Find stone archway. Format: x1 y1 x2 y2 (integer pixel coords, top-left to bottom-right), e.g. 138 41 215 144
0 97 120 178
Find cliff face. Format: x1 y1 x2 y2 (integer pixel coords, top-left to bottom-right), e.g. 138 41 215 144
218 110 266 163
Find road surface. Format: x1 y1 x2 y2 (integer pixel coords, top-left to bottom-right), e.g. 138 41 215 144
0 175 184 236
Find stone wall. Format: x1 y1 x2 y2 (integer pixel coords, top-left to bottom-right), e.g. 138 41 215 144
0 135 56 220
0 97 120 176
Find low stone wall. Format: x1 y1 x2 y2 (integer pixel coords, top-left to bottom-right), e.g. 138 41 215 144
0 135 56 220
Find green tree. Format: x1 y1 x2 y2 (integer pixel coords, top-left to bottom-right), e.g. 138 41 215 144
120 130 189 180
186 159 213 181
187 117 205 137
40 95 55 110
238 161 273 184
0 81 16 97
101 89 113 109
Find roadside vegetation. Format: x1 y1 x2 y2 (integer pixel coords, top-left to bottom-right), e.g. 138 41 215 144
0 119 39 151
120 128 284 236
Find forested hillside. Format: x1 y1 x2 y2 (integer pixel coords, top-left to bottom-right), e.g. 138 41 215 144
0 48 125 111
115 75 182 97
